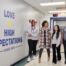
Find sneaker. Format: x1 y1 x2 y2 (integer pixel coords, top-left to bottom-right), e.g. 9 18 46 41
52 61 57 64
27 57 31 62
65 60 66 64
32 56 36 60
52 62 57 64
48 57 50 61
38 59 41 63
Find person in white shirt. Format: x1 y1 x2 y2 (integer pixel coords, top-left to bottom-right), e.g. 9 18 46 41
52 25 61 64
26 19 39 62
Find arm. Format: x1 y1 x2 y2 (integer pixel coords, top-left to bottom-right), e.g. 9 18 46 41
56 33 61 47
25 27 32 37
39 29 42 48
61 30 64 43
32 28 39 37
48 30 52 47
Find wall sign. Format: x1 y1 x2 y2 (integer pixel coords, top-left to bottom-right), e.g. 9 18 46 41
0 10 23 52
4 10 15 19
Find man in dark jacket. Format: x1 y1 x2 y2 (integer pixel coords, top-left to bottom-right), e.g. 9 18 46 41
63 27 66 64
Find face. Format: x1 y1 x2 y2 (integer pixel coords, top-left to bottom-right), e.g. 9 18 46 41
31 20 36 26
44 23 48 28
54 26 58 31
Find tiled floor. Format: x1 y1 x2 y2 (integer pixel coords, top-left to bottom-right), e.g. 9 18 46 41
25 53 66 66
15 52 66 66
15 45 65 66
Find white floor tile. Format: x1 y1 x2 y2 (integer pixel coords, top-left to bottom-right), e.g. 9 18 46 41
25 52 66 66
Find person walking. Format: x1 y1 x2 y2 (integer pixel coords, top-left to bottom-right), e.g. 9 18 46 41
26 19 39 62
63 26 66 64
52 25 61 64
38 20 51 63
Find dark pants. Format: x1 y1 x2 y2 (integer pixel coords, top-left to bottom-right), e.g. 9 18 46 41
28 39 38 57
39 48 50 59
52 44 61 63
63 39 66 61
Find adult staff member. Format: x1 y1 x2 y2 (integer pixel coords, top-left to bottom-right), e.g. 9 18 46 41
63 27 66 64
27 19 39 62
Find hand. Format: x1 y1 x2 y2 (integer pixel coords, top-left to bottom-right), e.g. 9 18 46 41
56 44 60 47
39 45 42 48
28 33 32 37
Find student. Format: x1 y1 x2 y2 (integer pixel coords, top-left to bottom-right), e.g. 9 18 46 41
63 26 66 64
39 20 51 63
52 25 61 64
26 19 39 62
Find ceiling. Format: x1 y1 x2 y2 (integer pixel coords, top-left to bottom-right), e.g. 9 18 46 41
24 0 66 14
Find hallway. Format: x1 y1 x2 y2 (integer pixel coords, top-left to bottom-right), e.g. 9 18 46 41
0 0 66 66
25 53 65 66
15 51 66 66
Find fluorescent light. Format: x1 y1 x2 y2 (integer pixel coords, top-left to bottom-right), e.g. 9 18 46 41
40 1 65 6
49 10 66 13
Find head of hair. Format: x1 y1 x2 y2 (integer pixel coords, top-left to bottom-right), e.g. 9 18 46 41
52 25 60 39
42 20 48 27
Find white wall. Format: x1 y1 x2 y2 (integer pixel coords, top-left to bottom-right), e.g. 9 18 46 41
0 0 43 66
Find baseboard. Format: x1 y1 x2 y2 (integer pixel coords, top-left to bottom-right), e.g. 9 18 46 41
10 50 64 66
10 50 39 66
10 56 28 66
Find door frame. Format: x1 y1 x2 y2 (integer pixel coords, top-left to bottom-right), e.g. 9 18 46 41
50 17 66 32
